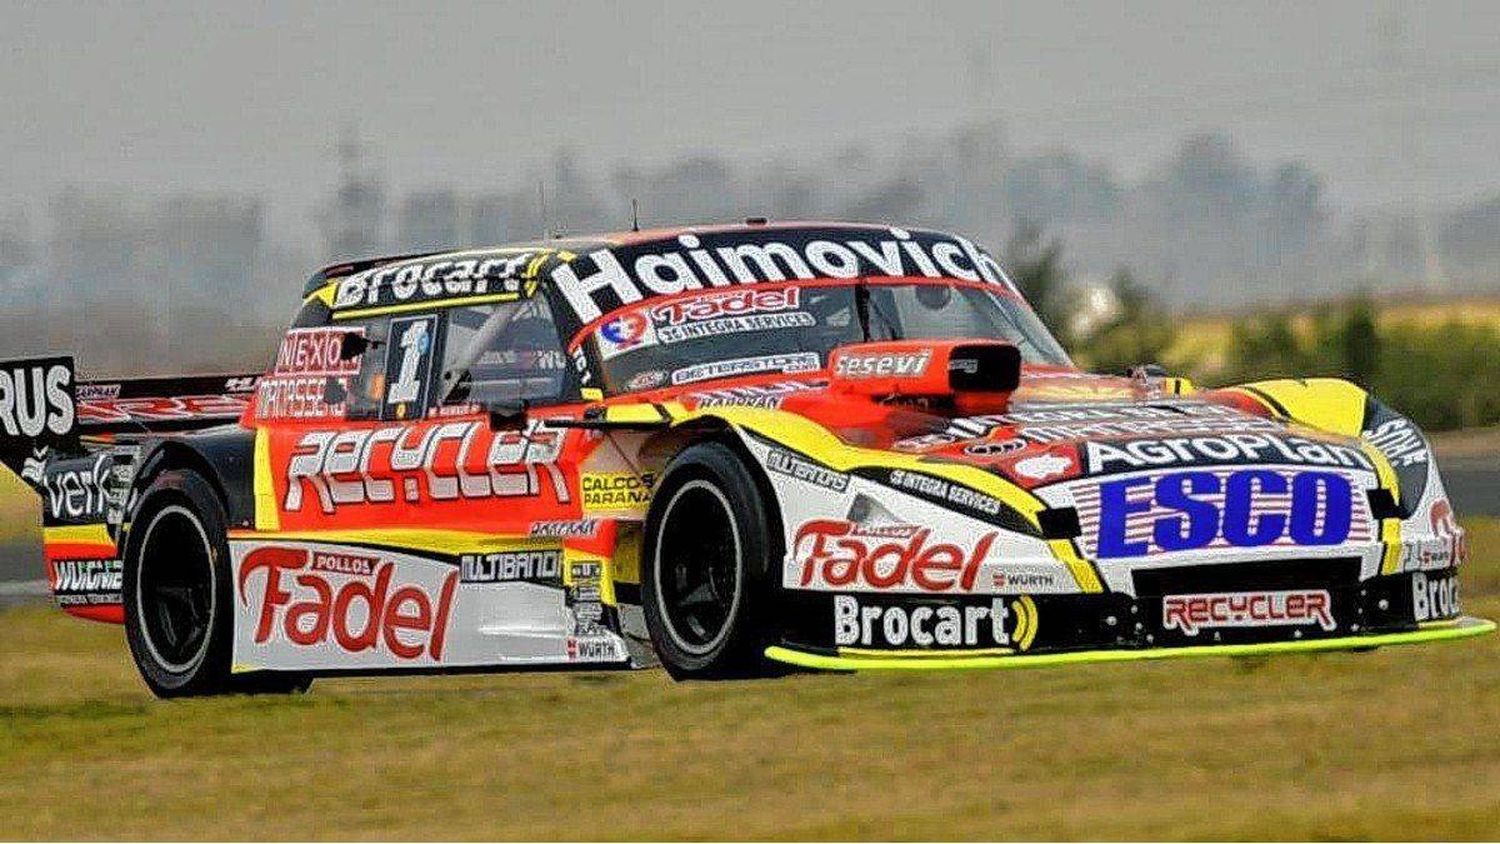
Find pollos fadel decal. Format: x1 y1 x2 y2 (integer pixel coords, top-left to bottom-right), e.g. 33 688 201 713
239 546 457 661
649 286 802 326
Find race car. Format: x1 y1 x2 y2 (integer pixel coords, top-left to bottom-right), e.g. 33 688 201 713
0 221 1490 697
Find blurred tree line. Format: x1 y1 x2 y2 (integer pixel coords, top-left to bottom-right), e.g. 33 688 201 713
1008 220 1500 432
1006 219 1177 375
1220 301 1500 431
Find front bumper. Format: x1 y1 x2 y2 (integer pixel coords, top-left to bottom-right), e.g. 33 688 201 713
767 563 1494 671
766 615 1495 671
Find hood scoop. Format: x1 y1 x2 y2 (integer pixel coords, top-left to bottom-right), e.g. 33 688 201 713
828 339 1021 413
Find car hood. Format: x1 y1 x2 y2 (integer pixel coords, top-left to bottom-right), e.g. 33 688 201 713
674 368 1377 490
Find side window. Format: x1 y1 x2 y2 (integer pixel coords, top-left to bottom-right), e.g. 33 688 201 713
343 317 396 420
341 315 442 421
439 298 569 408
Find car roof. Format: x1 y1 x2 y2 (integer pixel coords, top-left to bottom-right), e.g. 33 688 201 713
301 220 1019 339
301 220 958 297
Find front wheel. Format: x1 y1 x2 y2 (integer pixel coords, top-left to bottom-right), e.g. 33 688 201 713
642 441 781 679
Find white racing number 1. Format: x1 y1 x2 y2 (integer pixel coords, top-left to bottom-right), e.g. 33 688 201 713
383 315 437 414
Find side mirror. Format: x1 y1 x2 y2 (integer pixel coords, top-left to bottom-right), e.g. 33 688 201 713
322 376 348 406
338 332 370 361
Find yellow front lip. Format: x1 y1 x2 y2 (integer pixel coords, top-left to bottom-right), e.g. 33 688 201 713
765 616 1496 672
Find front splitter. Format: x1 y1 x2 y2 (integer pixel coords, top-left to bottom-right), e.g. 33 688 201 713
764 616 1496 672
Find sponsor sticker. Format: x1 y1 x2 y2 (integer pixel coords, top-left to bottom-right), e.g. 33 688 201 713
1085 468 1366 559
834 349 932 379
793 520 996 594
670 352 821 386
884 469 1004 517
581 472 655 511
530 519 601 538
550 228 1012 324
283 420 567 513
596 310 659 360
566 636 624 662
689 379 824 409
273 328 363 378
460 549 562 583
834 594 1020 649
625 370 668 392
1364 417 1429 468
964 438 1027 457
43 453 110 522
766 449 849 493
331 249 544 313
256 375 343 420
0 357 76 453
1412 571 1460 622
51 558 123 606
1084 434 1374 474
1161 589 1335 637
238 546 457 662
1012 452 1075 482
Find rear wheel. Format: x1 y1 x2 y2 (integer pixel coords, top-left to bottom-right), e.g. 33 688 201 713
642 442 780 679
123 469 310 698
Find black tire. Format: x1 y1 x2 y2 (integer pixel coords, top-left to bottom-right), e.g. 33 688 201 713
642 441 781 679
123 469 311 698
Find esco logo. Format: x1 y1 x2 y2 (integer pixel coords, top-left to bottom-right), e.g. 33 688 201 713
1095 469 1354 559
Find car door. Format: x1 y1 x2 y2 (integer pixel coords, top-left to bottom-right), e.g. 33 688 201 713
240 294 598 670
273 295 583 538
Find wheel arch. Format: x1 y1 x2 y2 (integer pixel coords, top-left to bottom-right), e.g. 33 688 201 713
639 416 786 548
122 428 255 558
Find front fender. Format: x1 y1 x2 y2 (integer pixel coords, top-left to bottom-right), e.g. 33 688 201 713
649 403 1105 595
1224 377 1461 573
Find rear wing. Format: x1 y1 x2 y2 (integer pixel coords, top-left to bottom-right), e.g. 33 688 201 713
0 356 259 490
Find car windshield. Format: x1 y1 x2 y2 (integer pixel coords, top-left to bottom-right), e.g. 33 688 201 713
590 281 1072 393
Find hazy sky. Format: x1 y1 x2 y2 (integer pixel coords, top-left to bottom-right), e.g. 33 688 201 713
6 0 1499 240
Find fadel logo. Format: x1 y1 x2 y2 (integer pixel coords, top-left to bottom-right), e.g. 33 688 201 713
1090 469 1358 559
1162 589 1335 636
239 546 457 661
793 520 996 593
649 286 801 326
0 357 75 440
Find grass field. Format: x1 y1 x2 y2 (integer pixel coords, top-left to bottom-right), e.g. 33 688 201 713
1 523 1497 840
1162 295 1500 376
